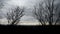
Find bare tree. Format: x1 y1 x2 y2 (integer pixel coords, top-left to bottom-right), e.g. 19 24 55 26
33 4 45 25
7 6 25 25
33 0 60 25
44 0 55 25
54 5 60 25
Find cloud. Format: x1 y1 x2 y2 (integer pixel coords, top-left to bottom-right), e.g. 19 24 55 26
21 15 38 22
0 0 41 21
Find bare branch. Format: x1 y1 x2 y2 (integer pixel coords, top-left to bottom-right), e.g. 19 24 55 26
6 6 25 25
33 0 60 25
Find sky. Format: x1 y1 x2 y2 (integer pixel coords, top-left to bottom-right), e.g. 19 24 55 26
0 0 60 25
0 0 42 22
0 0 60 22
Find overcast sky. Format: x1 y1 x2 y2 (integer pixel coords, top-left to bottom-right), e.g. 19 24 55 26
0 0 60 22
0 0 42 22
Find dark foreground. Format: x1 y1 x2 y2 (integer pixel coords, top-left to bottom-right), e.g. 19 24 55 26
0 25 60 32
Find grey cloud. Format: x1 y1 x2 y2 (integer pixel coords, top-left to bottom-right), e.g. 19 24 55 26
0 0 41 21
0 0 60 22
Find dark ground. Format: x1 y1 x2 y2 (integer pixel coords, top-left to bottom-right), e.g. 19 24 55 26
0 25 60 33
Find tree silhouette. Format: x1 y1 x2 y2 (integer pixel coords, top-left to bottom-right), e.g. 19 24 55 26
33 0 60 25
7 6 25 25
